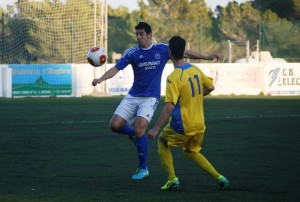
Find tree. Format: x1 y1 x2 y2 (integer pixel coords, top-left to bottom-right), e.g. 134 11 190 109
127 0 217 57
213 1 261 61
260 10 300 61
107 6 135 62
252 0 300 20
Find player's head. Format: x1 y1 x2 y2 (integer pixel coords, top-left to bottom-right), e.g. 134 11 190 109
135 22 152 34
169 36 186 60
135 22 152 48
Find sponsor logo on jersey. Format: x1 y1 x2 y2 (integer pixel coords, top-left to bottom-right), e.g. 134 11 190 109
138 60 161 70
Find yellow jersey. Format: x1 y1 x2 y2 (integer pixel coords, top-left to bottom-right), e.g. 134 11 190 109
165 63 213 136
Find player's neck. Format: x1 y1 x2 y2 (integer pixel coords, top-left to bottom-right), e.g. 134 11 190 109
173 58 186 67
141 41 153 49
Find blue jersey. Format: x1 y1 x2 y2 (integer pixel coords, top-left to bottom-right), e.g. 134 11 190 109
115 43 169 99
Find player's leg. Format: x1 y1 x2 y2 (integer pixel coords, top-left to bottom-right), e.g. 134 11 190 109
183 134 229 189
158 136 176 180
131 116 150 179
110 95 138 138
134 116 149 169
184 149 221 178
131 96 158 180
110 114 134 138
158 125 182 190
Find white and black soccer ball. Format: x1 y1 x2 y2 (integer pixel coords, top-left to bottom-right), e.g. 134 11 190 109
87 47 107 67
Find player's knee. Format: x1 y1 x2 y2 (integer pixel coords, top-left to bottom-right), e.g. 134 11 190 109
158 137 168 153
183 149 195 159
133 119 148 136
109 115 126 133
109 121 120 132
133 127 145 136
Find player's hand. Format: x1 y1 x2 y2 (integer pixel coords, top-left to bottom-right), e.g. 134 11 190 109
92 78 101 86
147 128 159 140
208 54 219 62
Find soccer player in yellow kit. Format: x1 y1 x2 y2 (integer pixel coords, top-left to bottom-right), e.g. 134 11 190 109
148 36 229 190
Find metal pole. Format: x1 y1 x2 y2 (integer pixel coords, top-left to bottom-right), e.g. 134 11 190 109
71 16 74 63
93 0 97 94
228 40 232 63
100 0 104 48
104 0 108 93
1 13 4 63
246 40 250 63
259 21 262 62
187 42 190 63
105 0 107 56
94 0 97 47
199 16 202 52
199 16 203 63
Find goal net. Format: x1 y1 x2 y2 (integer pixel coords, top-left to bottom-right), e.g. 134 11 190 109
0 0 107 64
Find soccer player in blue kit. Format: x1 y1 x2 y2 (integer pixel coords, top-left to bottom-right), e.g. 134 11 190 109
92 22 219 180
148 36 229 190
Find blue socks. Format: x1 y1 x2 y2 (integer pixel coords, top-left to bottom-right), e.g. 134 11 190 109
116 124 134 138
135 135 148 169
116 125 148 169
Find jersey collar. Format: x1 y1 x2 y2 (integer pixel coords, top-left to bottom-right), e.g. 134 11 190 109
175 63 192 70
140 43 153 50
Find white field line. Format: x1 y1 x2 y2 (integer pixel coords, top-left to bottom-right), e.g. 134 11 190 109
3 120 107 126
209 114 300 120
4 114 300 126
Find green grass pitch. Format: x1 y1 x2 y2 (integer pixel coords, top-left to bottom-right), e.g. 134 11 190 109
0 96 300 201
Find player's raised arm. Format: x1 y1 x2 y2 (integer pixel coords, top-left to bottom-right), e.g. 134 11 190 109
184 50 219 61
92 66 120 86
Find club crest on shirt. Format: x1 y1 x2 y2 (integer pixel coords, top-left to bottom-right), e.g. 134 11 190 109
155 53 161 60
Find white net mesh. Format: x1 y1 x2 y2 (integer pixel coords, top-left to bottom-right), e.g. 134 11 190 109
0 0 107 64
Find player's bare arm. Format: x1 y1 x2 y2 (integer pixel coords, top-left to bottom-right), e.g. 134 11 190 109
92 66 120 86
184 50 219 61
148 102 174 139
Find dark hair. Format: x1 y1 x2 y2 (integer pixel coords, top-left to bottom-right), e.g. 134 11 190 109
135 22 152 35
169 36 186 60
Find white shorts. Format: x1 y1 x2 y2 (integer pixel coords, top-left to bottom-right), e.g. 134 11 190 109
114 94 159 125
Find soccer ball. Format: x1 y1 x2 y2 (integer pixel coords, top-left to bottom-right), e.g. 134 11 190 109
87 47 107 67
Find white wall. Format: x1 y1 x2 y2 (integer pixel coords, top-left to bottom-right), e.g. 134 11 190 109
204 63 264 95
100 63 300 96
2 63 300 97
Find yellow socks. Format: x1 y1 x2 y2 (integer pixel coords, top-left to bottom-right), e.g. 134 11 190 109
158 139 176 180
184 150 221 180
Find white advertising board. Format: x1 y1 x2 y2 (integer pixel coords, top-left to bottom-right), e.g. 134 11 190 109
207 64 263 95
105 64 134 96
263 63 300 95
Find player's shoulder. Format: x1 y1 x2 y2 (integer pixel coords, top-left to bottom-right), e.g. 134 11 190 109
152 42 169 50
153 42 168 46
168 68 183 80
190 64 204 73
122 45 140 58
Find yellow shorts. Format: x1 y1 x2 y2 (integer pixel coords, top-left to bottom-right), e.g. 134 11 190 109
159 124 204 153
